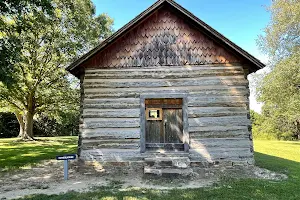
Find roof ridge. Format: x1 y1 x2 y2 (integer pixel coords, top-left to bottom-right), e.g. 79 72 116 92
67 0 265 75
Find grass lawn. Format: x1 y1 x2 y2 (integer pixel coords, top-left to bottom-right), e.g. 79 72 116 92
1 138 300 199
0 136 77 170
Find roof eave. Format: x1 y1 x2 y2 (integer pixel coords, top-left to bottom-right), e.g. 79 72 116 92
66 0 167 74
67 0 265 75
166 0 265 70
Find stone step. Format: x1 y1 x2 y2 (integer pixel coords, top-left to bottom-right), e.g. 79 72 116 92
142 152 189 158
144 157 190 169
144 157 190 162
144 166 193 176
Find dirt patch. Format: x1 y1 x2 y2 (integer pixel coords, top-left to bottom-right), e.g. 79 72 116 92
252 167 288 180
0 160 287 200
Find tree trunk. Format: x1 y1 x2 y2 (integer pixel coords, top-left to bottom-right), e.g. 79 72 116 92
21 92 36 140
14 112 25 138
297 119 300 140
23 111 34 140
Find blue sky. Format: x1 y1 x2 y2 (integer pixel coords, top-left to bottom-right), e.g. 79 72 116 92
92 0 271 63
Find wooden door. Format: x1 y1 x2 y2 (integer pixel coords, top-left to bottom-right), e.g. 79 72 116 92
145 120 163 143
145 99 184 151
164 109 183 143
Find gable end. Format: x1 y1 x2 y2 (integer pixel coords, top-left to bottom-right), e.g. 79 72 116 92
67 0 265 77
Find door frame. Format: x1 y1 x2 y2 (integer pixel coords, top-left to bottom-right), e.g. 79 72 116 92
140 93 189 153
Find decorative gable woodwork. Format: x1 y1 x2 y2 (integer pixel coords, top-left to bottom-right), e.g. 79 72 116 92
82 6 242 69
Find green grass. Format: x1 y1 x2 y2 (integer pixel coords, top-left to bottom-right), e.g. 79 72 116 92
0 136 77 170
1 138 300 199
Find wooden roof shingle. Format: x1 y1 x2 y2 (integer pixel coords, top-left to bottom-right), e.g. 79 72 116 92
67 0 265 77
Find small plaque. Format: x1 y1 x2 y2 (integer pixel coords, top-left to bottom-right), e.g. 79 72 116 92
56 154 76 160
146 108 163 120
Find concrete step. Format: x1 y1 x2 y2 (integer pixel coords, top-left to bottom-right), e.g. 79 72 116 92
144 166 193 176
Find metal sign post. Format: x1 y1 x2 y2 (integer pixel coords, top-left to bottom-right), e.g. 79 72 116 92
64 160 69 180
56 154 76 180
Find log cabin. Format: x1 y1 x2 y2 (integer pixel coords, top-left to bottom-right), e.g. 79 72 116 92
67 0 265 174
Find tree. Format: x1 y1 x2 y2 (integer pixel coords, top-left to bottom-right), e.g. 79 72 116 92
257 53 300 139
0 0 54 85
0 0 113 139
257 0 300 140
258 0 300 63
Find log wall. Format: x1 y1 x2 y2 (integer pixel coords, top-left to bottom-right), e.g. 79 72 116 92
80 65 254 165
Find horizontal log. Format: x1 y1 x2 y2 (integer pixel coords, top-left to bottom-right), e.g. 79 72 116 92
81 129 250 142
85 85 247 94
83 96 248 109
80 149 143 161
83 76 248 89
82 144 139 150
188 96 248 107
81 128 140 139
188 96 247 103
189 126 248 132
188 88 248 97
85 72 244 80
81 140 140 150
84 68 244 79
188 116 251 127
188 107 248 117
189 147 253 162
84 98 139 104
84 98 139 109
189 126 250 138
83 109 140 118
82 118 140 128
189 138 252 148
84 87 249 99
83 102 249 116
85 65 244 73
190 129 250 139
80 148 252 162
84 104 139 109
82 139 140 144
84 87 248 99
84 98 140 109
85 67 244 73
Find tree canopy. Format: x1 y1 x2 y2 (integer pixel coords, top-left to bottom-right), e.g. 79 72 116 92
258 0 300 62
256 0 300 140
0 0 54 85
0 0 114 139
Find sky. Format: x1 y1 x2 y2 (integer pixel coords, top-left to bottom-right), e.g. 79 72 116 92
92 0 272 112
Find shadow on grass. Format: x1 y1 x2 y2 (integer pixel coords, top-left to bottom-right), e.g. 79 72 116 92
254 152 300 179
16 152 300 200
281 141 300 146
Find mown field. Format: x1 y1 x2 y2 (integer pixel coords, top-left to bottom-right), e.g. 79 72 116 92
0 137 77 170
1 137 300 199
